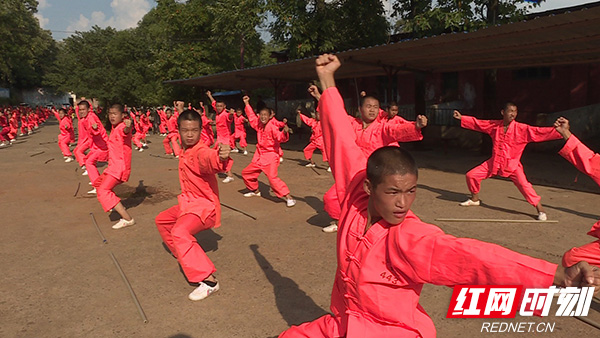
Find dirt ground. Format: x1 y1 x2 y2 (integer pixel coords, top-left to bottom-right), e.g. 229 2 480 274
1 118 599 338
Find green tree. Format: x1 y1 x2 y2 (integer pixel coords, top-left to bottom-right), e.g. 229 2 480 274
0 0 57 88
392 0 545 36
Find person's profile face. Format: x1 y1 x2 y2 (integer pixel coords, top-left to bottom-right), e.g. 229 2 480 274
389 106 399 118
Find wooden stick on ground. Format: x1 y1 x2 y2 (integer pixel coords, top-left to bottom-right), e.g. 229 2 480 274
221 202 257 220
90 213 108 244
109 251 148 323
435 218 558 223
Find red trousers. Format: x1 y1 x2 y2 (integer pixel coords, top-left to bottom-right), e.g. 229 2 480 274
303 141 328 162
234 133 247 148
155 205 217 283
563 240 600 268
279 314 338 338
163 133 181 156
133 132 145 148
323 184 341 220
0 127 9 142
242 161 290 198
74 140 91 166
85 149 108 184
94 173 122 212
466 161 541 206
58 135 72 157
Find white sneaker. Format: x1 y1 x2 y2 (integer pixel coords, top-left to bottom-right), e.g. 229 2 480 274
112 218 136 230
322 222 338 233
222 176 234 183
305 163 316 168
243 191 261 197
175 155 179 159
65 157 73 163
142 143 147 147
82 170 88 176
243 150 248 155
538 212 548 221
231 148 239 153
9 139 14 144
459 199 480 206
327 167 331 172
139 148 144 152
286 198 296 207
188 281 220 301
279 157 283 163
0 142 6 147
87 187 97 194
88 182 92 185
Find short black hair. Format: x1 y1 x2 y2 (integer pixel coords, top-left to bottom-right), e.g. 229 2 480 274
110 104 124 113
58 108 67 115
177 109 202 128
259 107 274 115
360 95 379 107
503 101 517 111
367 146 418 188
388 101 399 108
77 100 90 108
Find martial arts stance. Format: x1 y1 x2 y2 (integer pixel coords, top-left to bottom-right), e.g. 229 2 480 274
93 104 135 229
554 117 600 268
163 108 181 157
319 87 427 233
55 108 74 162
74 100 92 170
232 108 248 155
241 95 296 207
83 106 109 194
454 106 562 220
155 108 232 301
298 85 327 169
206 91 235 183
279 53 600 338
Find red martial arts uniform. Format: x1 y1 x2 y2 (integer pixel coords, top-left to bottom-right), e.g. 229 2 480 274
94 122 132 212
324 109 423 221
0 114 9 142
233 114 247 148
559 135 600 267
460 116 561 206
163 114 181 156
84 112 109 184
241 105 291 197
201 115 214 146
8 113 18 140
212 102 235 148
58 115 73 157
279 87 557 338
299 113 327 162
155 141 232 282
132 116 145 149
74 106 92 167
158 109 168 134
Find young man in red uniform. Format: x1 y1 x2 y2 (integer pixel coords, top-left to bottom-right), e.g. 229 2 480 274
74 101 92 170
155 106 232 301
83 106 109 193
56 108 74 161
241 95 296 207
279 53 600 338
298 87 328 170
319 87 427 233
0 111 11 147
232 108 248 155
206 91 235 183
454 106 562 220
93 104 135 230
162 108 181 157
553 117 600 268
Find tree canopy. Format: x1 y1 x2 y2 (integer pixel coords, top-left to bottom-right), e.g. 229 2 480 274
1 0 551 106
